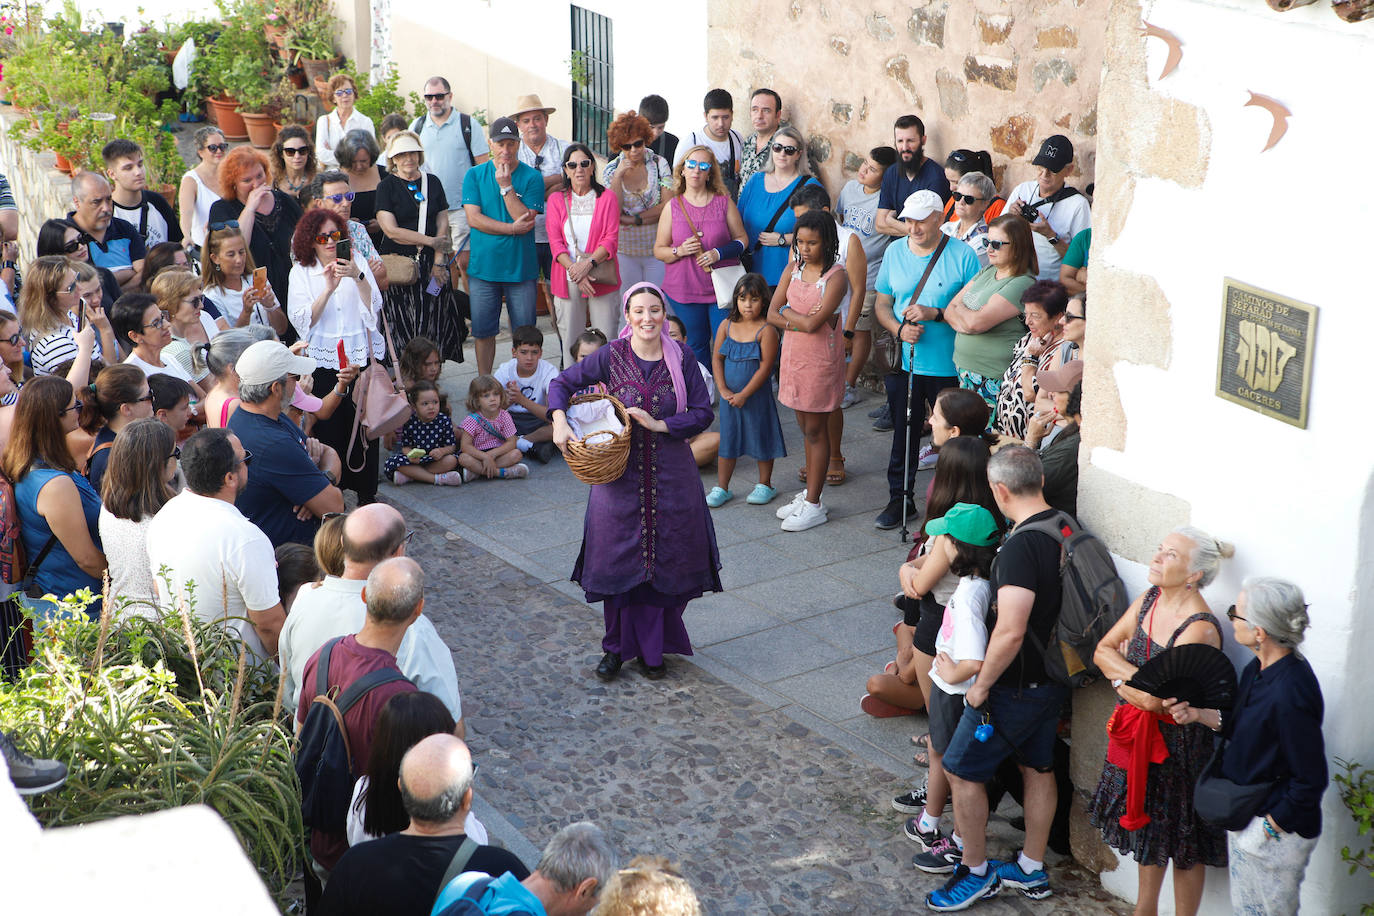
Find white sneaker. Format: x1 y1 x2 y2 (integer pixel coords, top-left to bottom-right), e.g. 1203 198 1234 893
781 499 828 532
776 489 807 520
841 385 862 409
917 445 939 471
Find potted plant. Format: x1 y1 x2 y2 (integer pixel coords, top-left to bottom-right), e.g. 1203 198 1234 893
282 0 340 82
196 13 270 141
221 53 281 147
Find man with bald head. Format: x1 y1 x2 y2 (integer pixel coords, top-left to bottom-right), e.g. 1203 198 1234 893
67 171 145 291
281 504 462 726
319 734 529 916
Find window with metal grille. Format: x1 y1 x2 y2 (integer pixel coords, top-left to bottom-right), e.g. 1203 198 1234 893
570 5 614 158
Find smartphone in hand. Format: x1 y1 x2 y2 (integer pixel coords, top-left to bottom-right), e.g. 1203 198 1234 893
252 266 267 291
336 238 351 263
75 300 86 332
336 340 348 368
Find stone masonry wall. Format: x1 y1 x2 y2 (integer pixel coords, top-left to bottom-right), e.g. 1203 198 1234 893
0 110 81 259
707 0 1107 195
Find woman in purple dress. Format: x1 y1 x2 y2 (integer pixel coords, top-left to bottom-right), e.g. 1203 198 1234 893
550 282 721 681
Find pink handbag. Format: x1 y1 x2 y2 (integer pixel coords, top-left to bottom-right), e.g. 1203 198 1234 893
346 314 410 471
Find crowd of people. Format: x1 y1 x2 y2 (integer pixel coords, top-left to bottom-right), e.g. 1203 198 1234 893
0 74 1330 916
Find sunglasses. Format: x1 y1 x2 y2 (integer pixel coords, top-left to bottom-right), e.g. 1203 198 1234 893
314 230 344 245
406 181 424 202
534 155 545 169
234 449 253 468
1063 313 1084 322
184 295 205 308
60 238 84 254
209 220 240 231
61 279 78 294
1 332 21 346
1226 605 1246 623
61 399 84 414
565 158 593 169
620 139 645 152
203 143 229 154
333 88 355 97
985 239 1011 251
771 143 800 155
684 159 712 171
950 192 984 205
321 511 346 521
167 445 181 462
324 191 356 203
282 145 310 157
134 393 155 404
423 92 449 101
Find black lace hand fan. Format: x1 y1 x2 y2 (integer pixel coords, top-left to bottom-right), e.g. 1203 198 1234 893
1125 644 1238 709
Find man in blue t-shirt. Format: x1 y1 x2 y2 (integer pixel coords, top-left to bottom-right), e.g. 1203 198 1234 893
875 115 949 240
226 341 344 547
68 172 146 292
873 190 981 530
462 116 545 375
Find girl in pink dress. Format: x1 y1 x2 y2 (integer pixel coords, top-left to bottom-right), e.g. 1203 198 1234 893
768 210 848 532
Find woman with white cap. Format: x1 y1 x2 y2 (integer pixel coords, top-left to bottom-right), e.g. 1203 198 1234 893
376 130 466 365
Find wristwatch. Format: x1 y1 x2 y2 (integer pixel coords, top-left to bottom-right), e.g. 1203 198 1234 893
843 329 855 340
1112 678 1124 689
499 185 515 196
671 246 678 258
634 213 643 226
1048 234 1060 245
930 310 944 323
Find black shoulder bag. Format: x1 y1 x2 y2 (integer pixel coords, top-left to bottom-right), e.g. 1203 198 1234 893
741 176 806 272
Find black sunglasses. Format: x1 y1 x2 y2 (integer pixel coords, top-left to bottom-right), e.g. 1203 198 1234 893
60 238 84 254
234 449 253 468
1063 313 1084 322
203 143 230 154
133 393 155 404
281 145 311 156
985 239 1010 251
2 332 21 346
950 192 984 205
321 511 346 521
209 220 240 231
167 445 181 462
771 143 800 156
620 139 645 152
1226 605 1246 623
61 398 84 414
423 92 449 101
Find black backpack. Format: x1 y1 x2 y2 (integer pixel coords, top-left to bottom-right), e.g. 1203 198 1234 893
295 637 409 833
412 112 476 167
999 511 1128 687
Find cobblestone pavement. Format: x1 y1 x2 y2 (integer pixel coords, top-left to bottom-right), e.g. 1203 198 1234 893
407 512 1129 915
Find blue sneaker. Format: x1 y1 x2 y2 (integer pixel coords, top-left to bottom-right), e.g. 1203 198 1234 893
705 486 733 508
993 857 1052 900
745 483 777 505
925 864 999 911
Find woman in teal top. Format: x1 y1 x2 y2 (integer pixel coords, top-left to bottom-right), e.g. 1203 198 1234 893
737 126 822 286
941 214 1038 418
3 377 106 620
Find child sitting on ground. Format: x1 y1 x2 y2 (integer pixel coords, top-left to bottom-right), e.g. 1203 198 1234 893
493 325 560 464
384 380 464 486
705 273 785 508
666 315 719 467
457 375 529 480
907 502 999 873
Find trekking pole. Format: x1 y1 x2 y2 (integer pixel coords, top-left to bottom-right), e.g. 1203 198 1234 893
899 320 917 543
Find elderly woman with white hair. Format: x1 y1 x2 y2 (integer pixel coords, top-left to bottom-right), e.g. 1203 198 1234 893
1166 577 1326 916
1089 527 1234 916
940 170 997 266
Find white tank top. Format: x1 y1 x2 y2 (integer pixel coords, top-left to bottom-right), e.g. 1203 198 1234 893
185 168 222 246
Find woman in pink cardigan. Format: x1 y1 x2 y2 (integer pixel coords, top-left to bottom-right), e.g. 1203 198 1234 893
547 142 622 367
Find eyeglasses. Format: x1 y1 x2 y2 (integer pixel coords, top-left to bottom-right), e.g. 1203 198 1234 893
60 238 84 254
167 445 181 462
61 279 78 294
1226 605 1246 623
209 220 240 231
404 529 415 545
684 159 712 171
1063 313 1084 322
314 230 344 245
950 193 984 205
985 239 1010 251
143 315 169 330
203 143 229 154
61 399 83 414
423 92 449 101
771 143 800 156
321 511 346 521
1 332 21 346
565 159 593 170
282 145 310 157
133 393 155 404
324 191 356 203
620 139 645 152
405 181 424 202
233 449 253 468
333 88 355 97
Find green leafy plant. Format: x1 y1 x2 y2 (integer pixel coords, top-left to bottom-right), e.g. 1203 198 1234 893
198 12 274 105
1336 757 1374 914
337 60 405 126
0 588 301 904
568 49 590 89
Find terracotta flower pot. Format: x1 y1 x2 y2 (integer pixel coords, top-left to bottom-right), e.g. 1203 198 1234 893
241 111 278 149
300 56 341 86
53 151 73 175
206 95 248 141
287 68 308 90
155 184 178 209
313 77 333 112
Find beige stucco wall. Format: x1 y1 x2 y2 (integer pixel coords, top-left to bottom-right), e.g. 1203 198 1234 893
707 0 1108 194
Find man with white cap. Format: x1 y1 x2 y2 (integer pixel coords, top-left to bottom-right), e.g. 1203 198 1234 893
1003 134 1091 281
146 427 287 658
872 189 982 531
226 340 344 547
511 94 567 296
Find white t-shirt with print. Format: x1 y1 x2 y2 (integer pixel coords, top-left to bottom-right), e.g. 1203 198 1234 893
494 357 559 415
929 575 991 695
1004 180 1092 282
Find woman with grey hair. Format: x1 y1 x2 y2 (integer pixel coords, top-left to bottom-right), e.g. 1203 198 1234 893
737 124 822 286
1089 526 1234 916
337 129 387 240
1167 577 1325 916
202 326 276 428
940 170 997 266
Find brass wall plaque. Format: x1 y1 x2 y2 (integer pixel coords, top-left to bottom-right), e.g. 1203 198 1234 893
1215 279 1318 428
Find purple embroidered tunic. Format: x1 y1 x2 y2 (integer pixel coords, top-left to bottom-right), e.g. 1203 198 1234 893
549 338 722 603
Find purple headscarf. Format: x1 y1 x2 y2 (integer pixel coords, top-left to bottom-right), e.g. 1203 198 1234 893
618 281 688 414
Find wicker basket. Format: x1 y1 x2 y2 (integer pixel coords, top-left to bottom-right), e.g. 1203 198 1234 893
563 393 633 485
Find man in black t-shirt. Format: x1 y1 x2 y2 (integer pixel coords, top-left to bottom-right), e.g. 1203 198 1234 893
922 446 1067 910
319 734 529 916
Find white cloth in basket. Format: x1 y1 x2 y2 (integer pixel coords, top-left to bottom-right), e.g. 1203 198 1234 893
567 399 624 446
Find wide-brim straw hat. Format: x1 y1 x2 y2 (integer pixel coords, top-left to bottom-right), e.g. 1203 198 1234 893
385 130 425 159
509 94 556 119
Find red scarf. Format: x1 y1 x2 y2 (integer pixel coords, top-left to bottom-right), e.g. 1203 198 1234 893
1105 704 1171 830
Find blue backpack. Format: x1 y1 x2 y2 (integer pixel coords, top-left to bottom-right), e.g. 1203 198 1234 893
432 874 535 916
294 637 409 833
